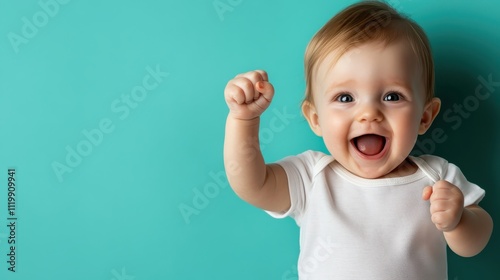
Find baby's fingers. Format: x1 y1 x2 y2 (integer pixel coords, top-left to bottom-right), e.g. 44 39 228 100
256 81 274 101
422 186 433 200
232 77 258 104
225 84 253 105
224 83 241 104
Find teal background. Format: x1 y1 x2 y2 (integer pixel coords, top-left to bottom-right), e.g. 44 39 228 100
0 0 498 279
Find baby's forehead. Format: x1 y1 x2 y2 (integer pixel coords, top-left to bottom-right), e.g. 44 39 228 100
328 39 417 64
312 40 425 94
314 40 422 79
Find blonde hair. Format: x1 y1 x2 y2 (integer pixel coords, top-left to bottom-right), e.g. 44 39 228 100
303 0 434 106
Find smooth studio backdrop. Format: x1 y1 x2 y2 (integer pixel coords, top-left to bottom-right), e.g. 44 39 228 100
1 0 499 279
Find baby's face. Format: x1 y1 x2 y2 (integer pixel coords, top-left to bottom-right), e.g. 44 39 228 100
308 40 434 179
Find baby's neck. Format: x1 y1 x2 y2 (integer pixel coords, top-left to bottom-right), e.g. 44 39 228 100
380 158 418 178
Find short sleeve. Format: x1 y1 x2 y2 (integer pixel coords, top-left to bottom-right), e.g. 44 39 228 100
419 155 485 206
442 162 485 206
264 150 326 223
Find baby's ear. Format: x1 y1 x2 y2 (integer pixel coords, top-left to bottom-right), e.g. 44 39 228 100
418 97 441 135
302 101 322 136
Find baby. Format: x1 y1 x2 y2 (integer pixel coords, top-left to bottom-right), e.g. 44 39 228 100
223 1 493 279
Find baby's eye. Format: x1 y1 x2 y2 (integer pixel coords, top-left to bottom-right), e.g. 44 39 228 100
383 92 401 102
336 93 354 103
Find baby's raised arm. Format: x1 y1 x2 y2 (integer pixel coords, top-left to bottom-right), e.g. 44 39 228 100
223 70 290 213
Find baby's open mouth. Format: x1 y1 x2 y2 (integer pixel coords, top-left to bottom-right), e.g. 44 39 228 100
352 134 386 156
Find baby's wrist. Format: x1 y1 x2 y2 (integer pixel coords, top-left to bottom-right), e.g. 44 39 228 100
443 207 466 233
227 113 261 124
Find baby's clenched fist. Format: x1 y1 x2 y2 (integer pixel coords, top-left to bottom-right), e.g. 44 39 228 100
422 180 464 232
224 70 275 120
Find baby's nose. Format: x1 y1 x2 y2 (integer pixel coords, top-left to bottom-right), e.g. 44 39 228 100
356 103 383 122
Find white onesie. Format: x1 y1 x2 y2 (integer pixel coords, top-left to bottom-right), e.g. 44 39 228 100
266 150 485 280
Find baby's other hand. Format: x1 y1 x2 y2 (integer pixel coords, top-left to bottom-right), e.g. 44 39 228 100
224 70 274 120
422 180 464 232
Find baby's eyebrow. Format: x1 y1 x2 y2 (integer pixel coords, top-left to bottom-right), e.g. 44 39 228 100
324 79 413 95
385 80 413 91
324 80 355 94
